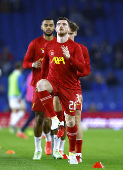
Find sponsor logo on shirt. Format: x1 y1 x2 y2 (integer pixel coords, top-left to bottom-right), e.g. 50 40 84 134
51 57 65 64
40 48 44 53
50 50 54 55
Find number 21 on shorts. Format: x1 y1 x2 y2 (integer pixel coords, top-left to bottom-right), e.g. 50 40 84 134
69 100 76 112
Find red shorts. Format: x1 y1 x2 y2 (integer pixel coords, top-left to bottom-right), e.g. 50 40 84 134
76 89 83 111
48 78 77 116
32 87 50 117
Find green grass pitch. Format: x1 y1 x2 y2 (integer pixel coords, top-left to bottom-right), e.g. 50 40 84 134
0 128 122 170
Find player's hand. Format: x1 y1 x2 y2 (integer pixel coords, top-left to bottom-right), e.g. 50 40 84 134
33 58 42 68
61 45 70 59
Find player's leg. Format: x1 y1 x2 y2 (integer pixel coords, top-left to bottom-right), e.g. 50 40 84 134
75 92 83 162
10 108 25 133
32 84 57 159
59 124 68 159
37 79 55 117
60 88 78 164
9 108 18 133
37 79 59 130
33 111 44 160
75 109 83 162
53 96 68 158
14 100 25 128
17 101 35 139
65 113 78 164
9 97 25 133
52 96 63 159
53 96 65 137
43 116 52 155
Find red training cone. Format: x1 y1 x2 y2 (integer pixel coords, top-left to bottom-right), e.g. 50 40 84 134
6 150 15 154
92 162 104 168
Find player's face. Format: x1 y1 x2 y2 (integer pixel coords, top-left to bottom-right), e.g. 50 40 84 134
41 20 54 36
56 20 69 37
68 29 77 41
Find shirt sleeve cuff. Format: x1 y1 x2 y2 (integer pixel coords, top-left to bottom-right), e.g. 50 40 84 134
32 63 35 67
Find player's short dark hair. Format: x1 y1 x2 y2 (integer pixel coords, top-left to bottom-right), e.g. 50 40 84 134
42 17 54 22
57 17 70 26
14 61 23 70
69 21 79 32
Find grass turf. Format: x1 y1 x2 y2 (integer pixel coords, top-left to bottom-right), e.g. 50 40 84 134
0 128 122 170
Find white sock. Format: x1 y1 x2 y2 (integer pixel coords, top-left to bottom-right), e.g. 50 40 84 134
34 136 42 152
45 132 51 142
59 139 65 153
9 112 17 126
13 110 25 126
53 135 61 150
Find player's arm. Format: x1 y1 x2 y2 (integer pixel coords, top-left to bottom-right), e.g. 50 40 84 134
23 41 42 69
77 46 91 78
62 45 85 73
23 41 35 68
41 46 49 79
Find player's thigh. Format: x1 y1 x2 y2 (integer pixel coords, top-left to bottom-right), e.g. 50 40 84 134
75 110 81 124
32 87 45 112
59 87 76 116
37 79 53 93
53 96 62 111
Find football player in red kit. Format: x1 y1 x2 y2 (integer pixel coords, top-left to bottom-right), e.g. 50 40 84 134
37 17 86 164
23 18 57 160
68 21 91 162
53 21 91 162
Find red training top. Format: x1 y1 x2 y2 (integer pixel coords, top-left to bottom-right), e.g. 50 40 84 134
41 38 85 89
23 36 56 87
77 44 91 90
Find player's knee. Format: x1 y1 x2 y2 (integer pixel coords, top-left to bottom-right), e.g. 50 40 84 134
43 117 51 127
66 120 75 127
35 114 44 125
37 79 46 91
43 117 51 133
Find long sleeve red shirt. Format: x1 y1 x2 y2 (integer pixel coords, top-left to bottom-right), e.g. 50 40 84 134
77 44 91 91
41 38 85 89
23 36 56 87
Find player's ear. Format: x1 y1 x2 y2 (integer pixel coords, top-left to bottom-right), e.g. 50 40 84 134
41 25 43 30
75 31 77 36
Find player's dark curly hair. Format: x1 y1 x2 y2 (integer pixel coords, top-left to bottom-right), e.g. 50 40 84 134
42 17 54 22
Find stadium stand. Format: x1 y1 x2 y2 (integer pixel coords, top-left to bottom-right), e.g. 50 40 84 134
0 0 123 112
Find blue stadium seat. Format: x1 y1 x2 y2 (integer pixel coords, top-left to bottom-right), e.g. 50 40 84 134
0 0 123 112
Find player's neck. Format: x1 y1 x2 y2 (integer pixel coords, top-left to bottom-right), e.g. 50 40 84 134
43 34 54 41
57 34 68 43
